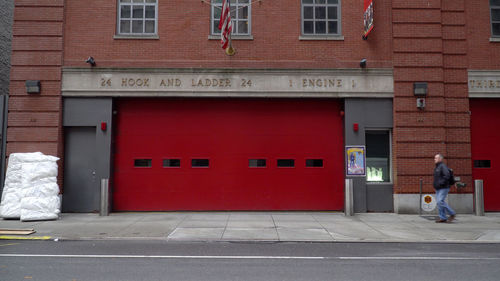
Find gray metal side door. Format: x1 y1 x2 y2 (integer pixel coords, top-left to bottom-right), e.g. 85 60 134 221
62 126 99 212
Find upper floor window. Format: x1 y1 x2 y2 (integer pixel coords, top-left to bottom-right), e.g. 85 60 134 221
118 0 157 35
301 0 341 36
212 0 251 35
492 0 500 37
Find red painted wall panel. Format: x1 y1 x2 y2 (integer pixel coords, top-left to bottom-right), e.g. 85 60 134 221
113 99 344 211
470 99 500 211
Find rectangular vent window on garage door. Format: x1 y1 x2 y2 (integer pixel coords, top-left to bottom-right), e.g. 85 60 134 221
163 159 181 168
134 159 152 168
306 159 323 167
249 159 267 168
277 159 295 167
474 160 491 168
192 159 209 167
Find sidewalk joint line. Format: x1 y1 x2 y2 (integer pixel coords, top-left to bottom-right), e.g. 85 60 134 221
270 214 281 241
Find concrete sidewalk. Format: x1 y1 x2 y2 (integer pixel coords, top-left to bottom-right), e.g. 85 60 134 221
1 212 500 243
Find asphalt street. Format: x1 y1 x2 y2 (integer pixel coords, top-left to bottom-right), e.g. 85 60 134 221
1 240 500 281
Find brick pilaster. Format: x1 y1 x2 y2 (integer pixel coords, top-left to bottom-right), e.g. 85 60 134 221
392 0 471 194
8 0 65 186
441 0 472 193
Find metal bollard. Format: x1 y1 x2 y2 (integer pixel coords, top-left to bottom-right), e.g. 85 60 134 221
474 180 484 216
419 178 423 216
345 179 354 216
100 178 110 216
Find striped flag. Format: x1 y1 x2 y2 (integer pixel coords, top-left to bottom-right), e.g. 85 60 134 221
218 0 233 50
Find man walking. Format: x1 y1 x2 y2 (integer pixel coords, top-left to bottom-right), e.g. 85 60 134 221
433 153 456 223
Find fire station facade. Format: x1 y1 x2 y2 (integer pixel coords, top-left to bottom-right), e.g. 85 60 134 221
7 0 500 213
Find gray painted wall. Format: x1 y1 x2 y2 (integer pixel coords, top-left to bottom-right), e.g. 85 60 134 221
344 98 393 212
63 98 113 211
63 98 113 179
0 0 14 96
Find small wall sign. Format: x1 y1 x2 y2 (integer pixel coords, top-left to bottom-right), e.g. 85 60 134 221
421 194 437 212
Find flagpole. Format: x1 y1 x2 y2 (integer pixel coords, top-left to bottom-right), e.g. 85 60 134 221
225 0 235 56
226 33 235 56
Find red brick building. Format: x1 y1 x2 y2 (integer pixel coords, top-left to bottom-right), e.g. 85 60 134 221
6 0 500 213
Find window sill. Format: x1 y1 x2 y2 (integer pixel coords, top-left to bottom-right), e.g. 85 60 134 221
114 35 159 40
490 37 500 42
366 182 393 185
208 35 254 40
299 35 344 41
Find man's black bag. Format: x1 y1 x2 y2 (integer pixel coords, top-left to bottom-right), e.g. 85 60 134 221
448 168 456 185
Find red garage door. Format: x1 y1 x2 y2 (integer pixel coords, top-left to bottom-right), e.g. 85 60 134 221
113 99 344 211
471 99 500 211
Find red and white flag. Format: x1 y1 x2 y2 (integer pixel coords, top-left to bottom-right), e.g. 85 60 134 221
363 0 374 39
218 0 233 50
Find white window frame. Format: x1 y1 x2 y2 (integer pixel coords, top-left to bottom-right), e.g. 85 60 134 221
300 0 342 39
491 0 500 39
116 0 158 38
211 0 251 36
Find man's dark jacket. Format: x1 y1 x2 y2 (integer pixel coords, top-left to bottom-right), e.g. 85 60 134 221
433 162 450 190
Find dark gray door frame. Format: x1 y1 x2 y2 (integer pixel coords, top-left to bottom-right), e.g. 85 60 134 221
0 95 8 196
62 98 113 212
344 98 393 213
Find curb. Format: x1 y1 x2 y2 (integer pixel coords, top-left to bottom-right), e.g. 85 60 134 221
0 235 52 241
2 236 498 244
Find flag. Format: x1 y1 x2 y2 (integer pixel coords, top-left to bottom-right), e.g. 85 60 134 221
363 0 374 39
218 0 233 50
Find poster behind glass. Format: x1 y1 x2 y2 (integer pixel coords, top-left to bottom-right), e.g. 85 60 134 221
346 146 366 176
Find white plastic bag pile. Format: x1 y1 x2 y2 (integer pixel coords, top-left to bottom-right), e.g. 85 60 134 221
0 152 61 221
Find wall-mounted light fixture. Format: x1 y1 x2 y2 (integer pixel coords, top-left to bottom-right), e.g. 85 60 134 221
413 82 428 96
25 80 41 94
85 56 96 66
414 82 427 110
359 58 367 68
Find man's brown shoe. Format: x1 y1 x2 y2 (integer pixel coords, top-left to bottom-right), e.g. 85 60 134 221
447 215 456 223
435 219 447 223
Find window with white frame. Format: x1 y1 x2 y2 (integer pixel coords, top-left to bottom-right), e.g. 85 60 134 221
365 130 391 183
118 0 157 35
211 0 251 35
301 0 341 36
492 0 500 37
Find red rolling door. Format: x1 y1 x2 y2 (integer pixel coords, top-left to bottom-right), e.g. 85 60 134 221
470 99 500 211
113 99 344 211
